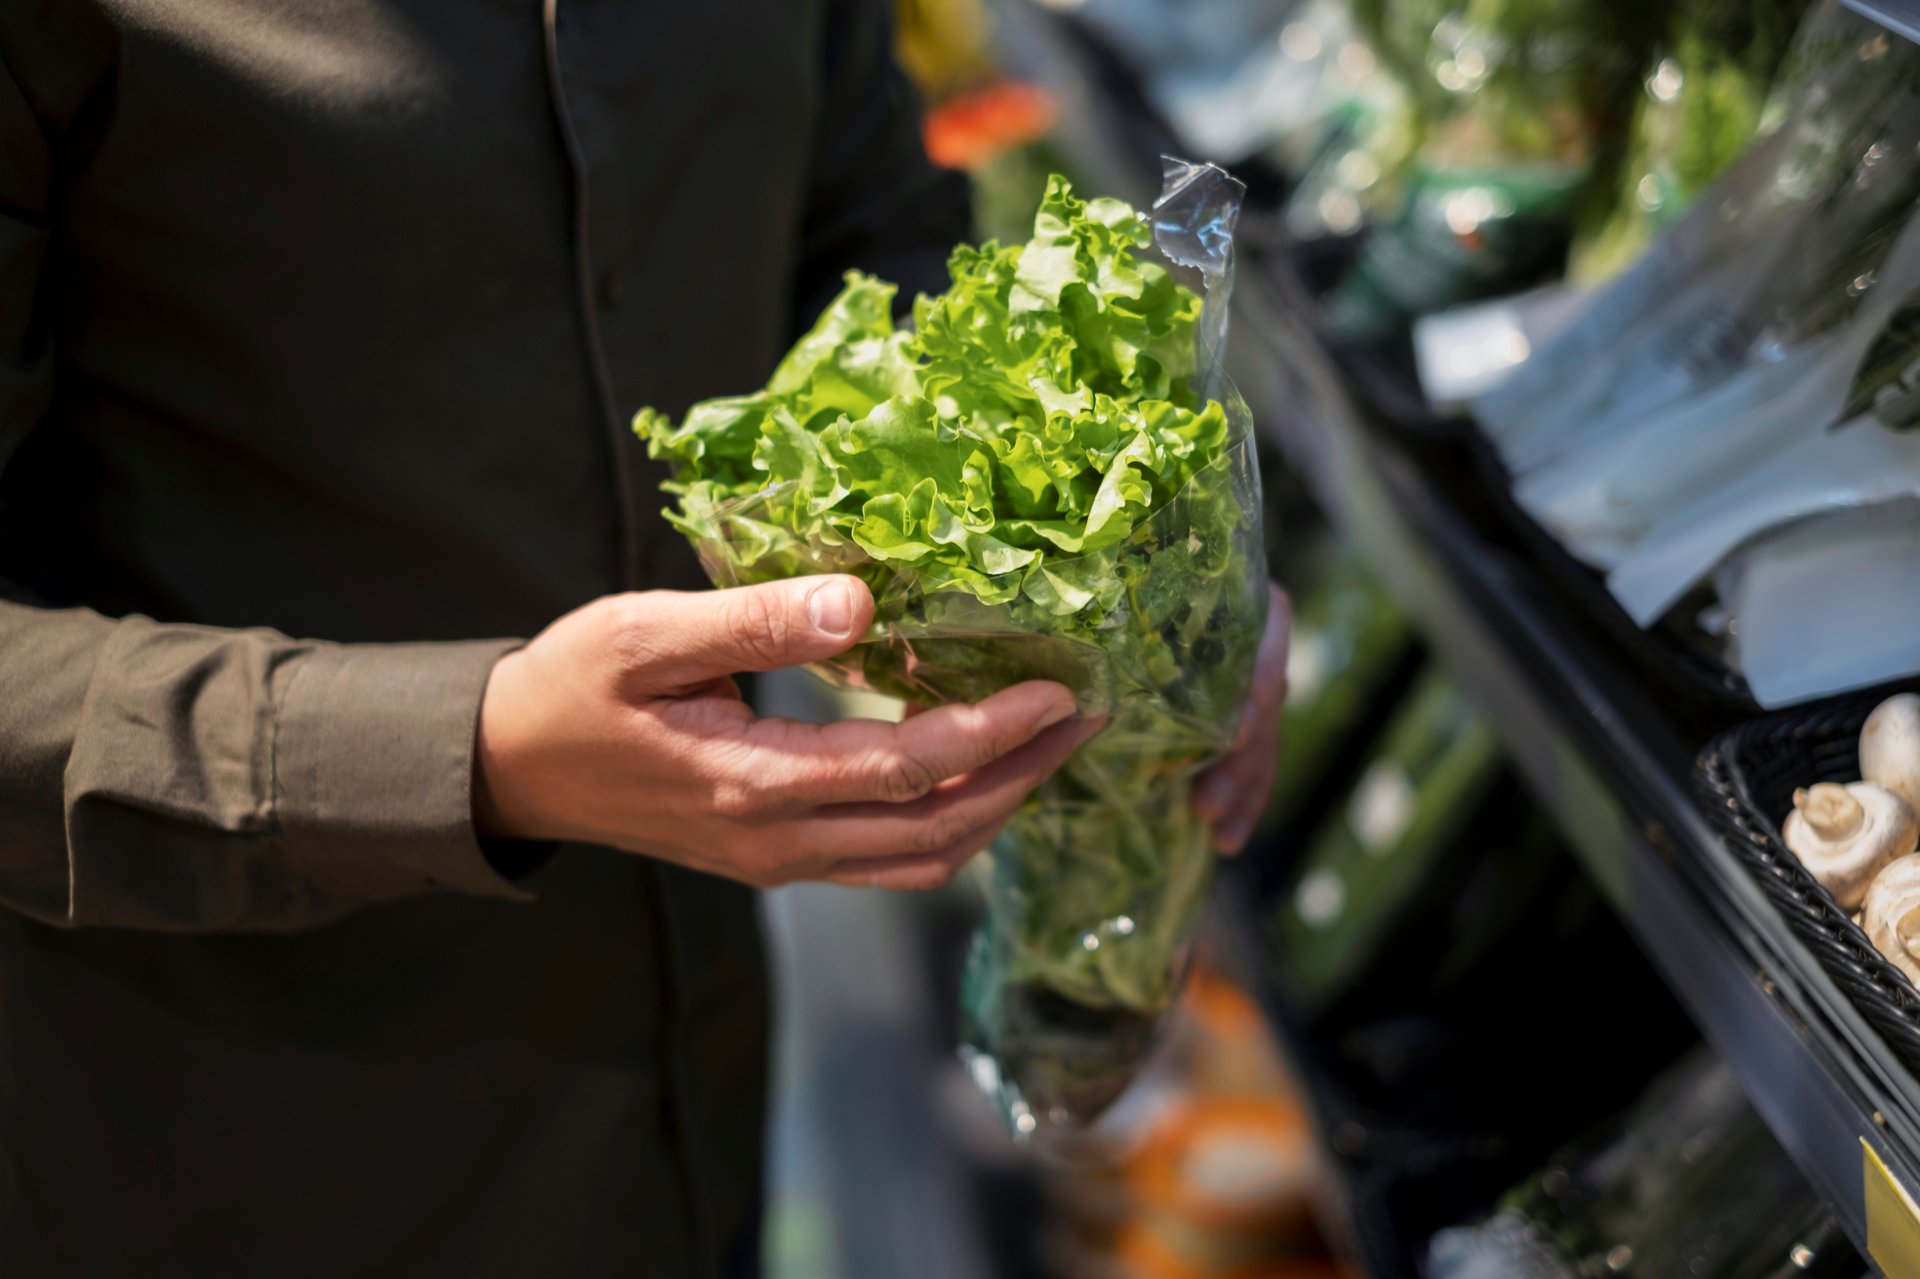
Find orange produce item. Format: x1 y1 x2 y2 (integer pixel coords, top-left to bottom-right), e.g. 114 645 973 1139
922 82 1058 170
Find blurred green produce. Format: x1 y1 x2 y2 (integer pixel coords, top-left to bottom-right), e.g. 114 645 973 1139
1270 0 1809 339
1271 668 1502 1001
1263 538 1415 829
1571 0 1807 281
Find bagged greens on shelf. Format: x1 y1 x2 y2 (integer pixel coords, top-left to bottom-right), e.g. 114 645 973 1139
1271 668 1501 1004
1412 1 1805 408
1478 0 1920 475
636 161 1269 1135
1315 0 1659 342
1426 1051 1857 1279
1273 0 1421 244
1264 538 1414 828
1448 1 1920 706
1594 254 1920 709
1277 0 1809 344
1601 215 1920 622
1519 203 1920 578
1568 0 1807 283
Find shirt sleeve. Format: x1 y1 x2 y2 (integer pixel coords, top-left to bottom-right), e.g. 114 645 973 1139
791 0 972 326
0 42 531 932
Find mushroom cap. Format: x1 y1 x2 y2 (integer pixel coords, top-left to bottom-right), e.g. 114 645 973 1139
1862 694 1920 815
1864 855 1920 985
1783 781 1919 912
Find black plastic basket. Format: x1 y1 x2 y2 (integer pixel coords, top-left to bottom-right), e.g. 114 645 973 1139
1466 427 1760 721
1695 692 1920 1073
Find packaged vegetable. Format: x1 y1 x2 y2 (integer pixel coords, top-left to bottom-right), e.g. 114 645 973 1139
1273 668 1501 1005
1595 211 1920 618
1569 0 1806 283
635 161 1268 1134
1319 0 1656 341
1428 1052 1837 1279
1478 1 1920 471
1265 538 1414 827
1497 16 1920 589
1274 0 1421 245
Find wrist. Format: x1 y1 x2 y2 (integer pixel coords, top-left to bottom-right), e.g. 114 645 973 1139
473 649 532 841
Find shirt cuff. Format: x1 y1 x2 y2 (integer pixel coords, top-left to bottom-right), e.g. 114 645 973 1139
275 638 534 905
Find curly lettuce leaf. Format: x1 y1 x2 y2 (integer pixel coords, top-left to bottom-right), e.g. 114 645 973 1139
635 175 1226 622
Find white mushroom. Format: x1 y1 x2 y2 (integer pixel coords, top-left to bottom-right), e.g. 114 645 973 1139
1782 782 1919 911
1862 693 1920 815
1864 856 1920 985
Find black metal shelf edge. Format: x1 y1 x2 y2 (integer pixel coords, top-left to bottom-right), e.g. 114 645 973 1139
1843 0 1920 46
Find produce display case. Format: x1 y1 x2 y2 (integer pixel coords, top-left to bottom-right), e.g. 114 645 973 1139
1226 253 1920 1269
989 0 1920 1270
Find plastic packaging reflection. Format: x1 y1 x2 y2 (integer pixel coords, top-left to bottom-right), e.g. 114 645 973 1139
688 161 1267 1135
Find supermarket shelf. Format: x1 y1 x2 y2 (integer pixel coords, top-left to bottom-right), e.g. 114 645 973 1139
1228 258 1920 1263
991 0 1920 1259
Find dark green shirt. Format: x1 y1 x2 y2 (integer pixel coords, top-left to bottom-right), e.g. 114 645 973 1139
0 2 964 1274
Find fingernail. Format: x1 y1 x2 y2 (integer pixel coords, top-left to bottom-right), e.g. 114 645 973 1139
1194 772 1229 818
807 579 854 639
1033 698 1077 734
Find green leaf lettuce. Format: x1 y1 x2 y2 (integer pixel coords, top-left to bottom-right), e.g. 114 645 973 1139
636 173 1267 1126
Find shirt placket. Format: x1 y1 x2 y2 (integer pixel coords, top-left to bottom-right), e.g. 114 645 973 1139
540 0 642 593
541 5 719 1277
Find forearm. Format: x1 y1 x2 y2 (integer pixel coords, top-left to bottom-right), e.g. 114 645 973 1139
0 596 530 931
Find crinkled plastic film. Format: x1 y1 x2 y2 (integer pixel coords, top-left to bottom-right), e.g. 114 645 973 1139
681 160 1265 1135
1478 1 1920 469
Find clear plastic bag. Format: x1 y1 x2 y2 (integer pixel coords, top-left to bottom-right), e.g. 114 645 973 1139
1315 0 1649 341
1478 1 1920 470
1566 0 1805 285
644 160 1267 1136
1714 500 1920 707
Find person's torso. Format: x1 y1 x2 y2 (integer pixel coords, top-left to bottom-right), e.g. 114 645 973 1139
3 0 821 637
0 2 832 1273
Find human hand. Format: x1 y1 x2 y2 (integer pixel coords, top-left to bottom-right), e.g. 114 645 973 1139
1192 584 1291 854
472 576 1099 890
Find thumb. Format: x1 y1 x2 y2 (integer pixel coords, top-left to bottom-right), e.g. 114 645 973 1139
632 575 875 690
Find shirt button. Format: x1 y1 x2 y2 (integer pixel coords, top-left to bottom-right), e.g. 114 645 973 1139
597 269 624 312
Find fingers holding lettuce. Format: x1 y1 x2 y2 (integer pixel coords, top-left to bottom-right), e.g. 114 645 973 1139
1194 583 1292 855
473 575 1098 890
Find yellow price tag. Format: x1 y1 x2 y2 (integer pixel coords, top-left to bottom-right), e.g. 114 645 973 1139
1865 1139 1920 1277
